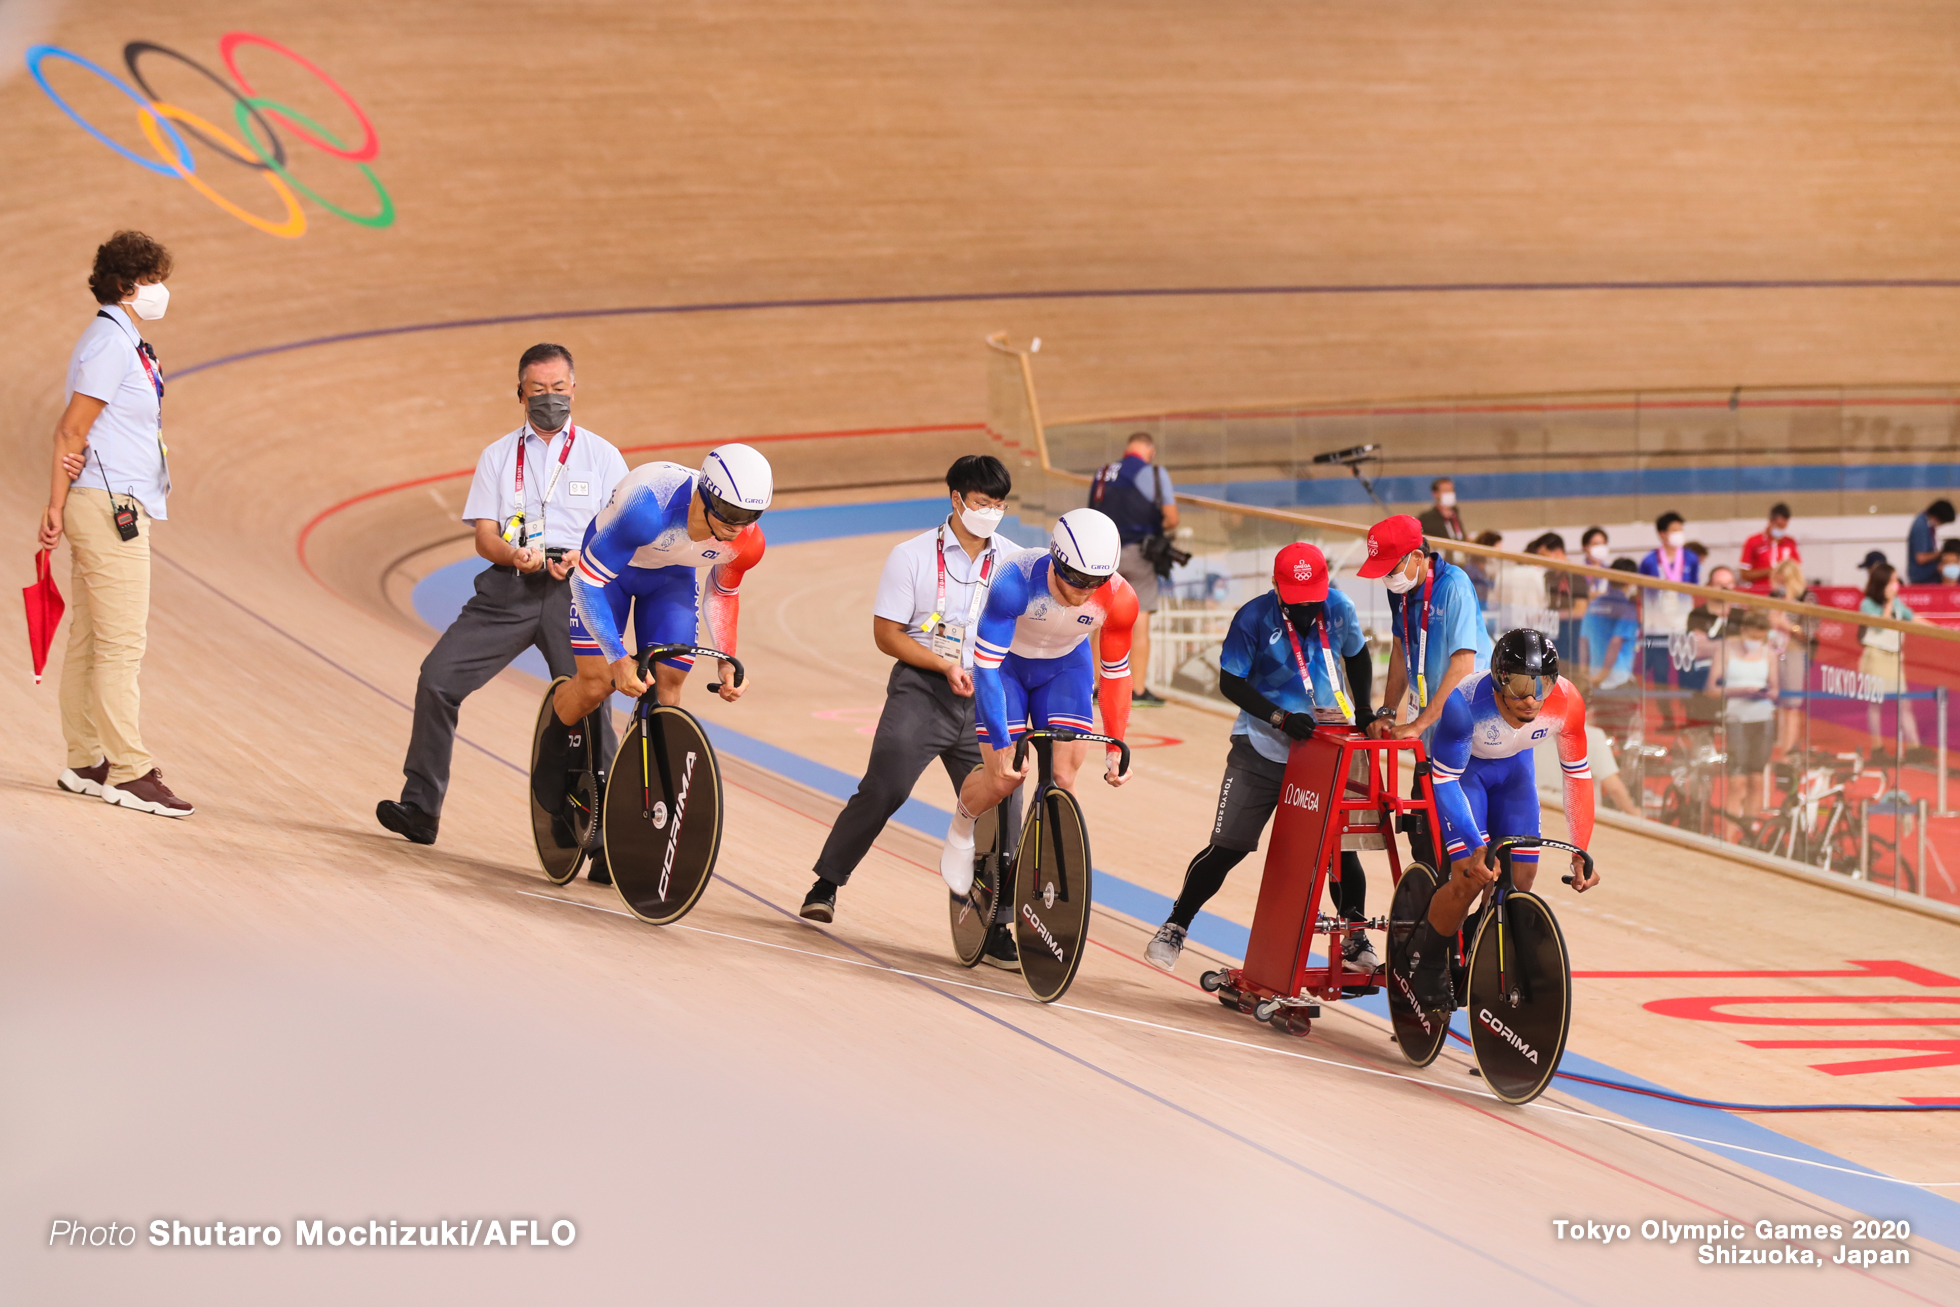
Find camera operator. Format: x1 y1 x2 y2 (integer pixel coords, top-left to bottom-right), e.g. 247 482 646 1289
1089 431 1183 706
376 343 627 857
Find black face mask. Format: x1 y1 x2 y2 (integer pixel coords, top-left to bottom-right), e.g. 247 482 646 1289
1284 602 1324 630
527 392 571 433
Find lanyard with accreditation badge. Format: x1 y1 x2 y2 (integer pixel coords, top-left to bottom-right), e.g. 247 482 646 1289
1279 606 1353 724
1400 556 1437 709
919 523 996 663
505 424 578 546
95 310 170 487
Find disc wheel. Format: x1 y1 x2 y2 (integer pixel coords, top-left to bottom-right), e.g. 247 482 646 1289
602 704 723 925
1464 890 1571 1104
951 806 1008 968
1011 785 1093 1004
530 677 586 886
1385 861 1451 1067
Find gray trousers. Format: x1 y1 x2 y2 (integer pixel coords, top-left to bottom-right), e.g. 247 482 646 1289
814 661 984 886
400 565 616 820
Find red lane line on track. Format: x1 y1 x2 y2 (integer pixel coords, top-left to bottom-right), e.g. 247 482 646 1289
294 421 985 588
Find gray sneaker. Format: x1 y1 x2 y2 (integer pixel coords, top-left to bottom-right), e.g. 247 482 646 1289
1343 931 1380 974
1145 921 1187 972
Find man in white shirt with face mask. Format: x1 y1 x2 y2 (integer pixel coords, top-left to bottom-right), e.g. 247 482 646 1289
377 343 627 854
800 455 1015 924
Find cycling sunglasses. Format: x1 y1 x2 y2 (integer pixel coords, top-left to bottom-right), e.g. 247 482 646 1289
1498 673 1549 701
1051 556 1111 592
701 487 764 528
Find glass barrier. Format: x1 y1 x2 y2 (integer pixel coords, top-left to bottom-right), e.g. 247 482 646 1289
988 336 1960 908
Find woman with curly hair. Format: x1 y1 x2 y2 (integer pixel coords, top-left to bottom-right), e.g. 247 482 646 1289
37 230 193 818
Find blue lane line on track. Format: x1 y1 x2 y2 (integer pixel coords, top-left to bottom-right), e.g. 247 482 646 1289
409 503 1960 1249
172 277 1960 379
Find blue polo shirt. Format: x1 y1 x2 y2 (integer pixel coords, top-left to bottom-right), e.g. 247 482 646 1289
1908 513 1940 585
1384 555 1491 713
1220 587 1367 763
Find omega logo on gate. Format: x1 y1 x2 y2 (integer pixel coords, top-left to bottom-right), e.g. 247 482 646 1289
1282 783 1319 812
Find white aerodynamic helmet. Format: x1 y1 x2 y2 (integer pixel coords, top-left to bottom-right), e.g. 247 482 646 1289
698 443 774 524
1049 508 1121 590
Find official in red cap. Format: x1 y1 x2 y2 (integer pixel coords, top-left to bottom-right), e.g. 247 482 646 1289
1142 537 1379 976
1272 540 1331 603
1360 513 1491 744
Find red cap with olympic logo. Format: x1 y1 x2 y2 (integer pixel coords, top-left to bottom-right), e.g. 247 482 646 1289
1273 542 1330 603
1355 514 1427 578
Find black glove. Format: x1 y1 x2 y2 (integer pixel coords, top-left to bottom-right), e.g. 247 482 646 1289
1280 712 1317 741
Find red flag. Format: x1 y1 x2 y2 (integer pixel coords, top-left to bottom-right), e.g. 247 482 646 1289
22 549 64 684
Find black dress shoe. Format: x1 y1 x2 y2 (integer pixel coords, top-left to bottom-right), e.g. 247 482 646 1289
376 800 437 846
800 878 837 923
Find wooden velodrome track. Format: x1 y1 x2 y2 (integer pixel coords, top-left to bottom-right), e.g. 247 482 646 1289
4 2 1959 1302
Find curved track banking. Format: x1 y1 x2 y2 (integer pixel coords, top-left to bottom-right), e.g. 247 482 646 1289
7 2 1960 1301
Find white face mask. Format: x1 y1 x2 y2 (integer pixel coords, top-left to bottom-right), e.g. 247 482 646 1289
1768 525 1785 540
1382 555 1421 594
1943 563 1960 582
129 281 169 321
957 498 1005 539
1741 638 1764 654
1437 491 1456 509
1586 543 1608 563
1666 530 1685 549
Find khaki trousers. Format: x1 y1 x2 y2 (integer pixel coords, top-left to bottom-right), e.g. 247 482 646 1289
59 487 153 783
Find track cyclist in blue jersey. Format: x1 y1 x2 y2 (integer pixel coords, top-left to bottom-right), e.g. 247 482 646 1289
1401 628 1600 1009
532 444 772 817
937 510 1138 942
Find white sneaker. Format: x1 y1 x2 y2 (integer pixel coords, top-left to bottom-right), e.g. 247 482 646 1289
1146 922 1186 972
940 825 977 895
1344 932 1380 974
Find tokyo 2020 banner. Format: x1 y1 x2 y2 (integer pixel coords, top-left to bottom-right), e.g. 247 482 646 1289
27 33 390 239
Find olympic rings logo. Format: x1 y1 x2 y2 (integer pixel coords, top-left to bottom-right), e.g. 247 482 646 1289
25 33 392 239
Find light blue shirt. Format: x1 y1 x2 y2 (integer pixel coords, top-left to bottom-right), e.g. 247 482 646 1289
1220 587 1367 763
67 305 170 519
1384 555 1492 715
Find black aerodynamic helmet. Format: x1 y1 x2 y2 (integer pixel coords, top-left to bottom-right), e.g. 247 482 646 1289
1492 628 1559 698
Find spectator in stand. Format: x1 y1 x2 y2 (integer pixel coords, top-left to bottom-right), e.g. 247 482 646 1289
1417 476 1468 547
1639 512 1698 728
1766 558 1816 759
1680 564 1738 725
1689 564 1737 641
1907 499 1956 585
1526 532 1585 658
1581 559 1641 688
1497 532 1556 635
1858 562 1923 764
1579 526 1611 599
1467 528 1504 609
1740 503 1800 583
1714 609 1781 825
1939 539 1960 584
1088 431 1177 707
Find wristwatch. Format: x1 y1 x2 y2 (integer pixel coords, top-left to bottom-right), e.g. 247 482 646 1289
1268 708 1287 728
